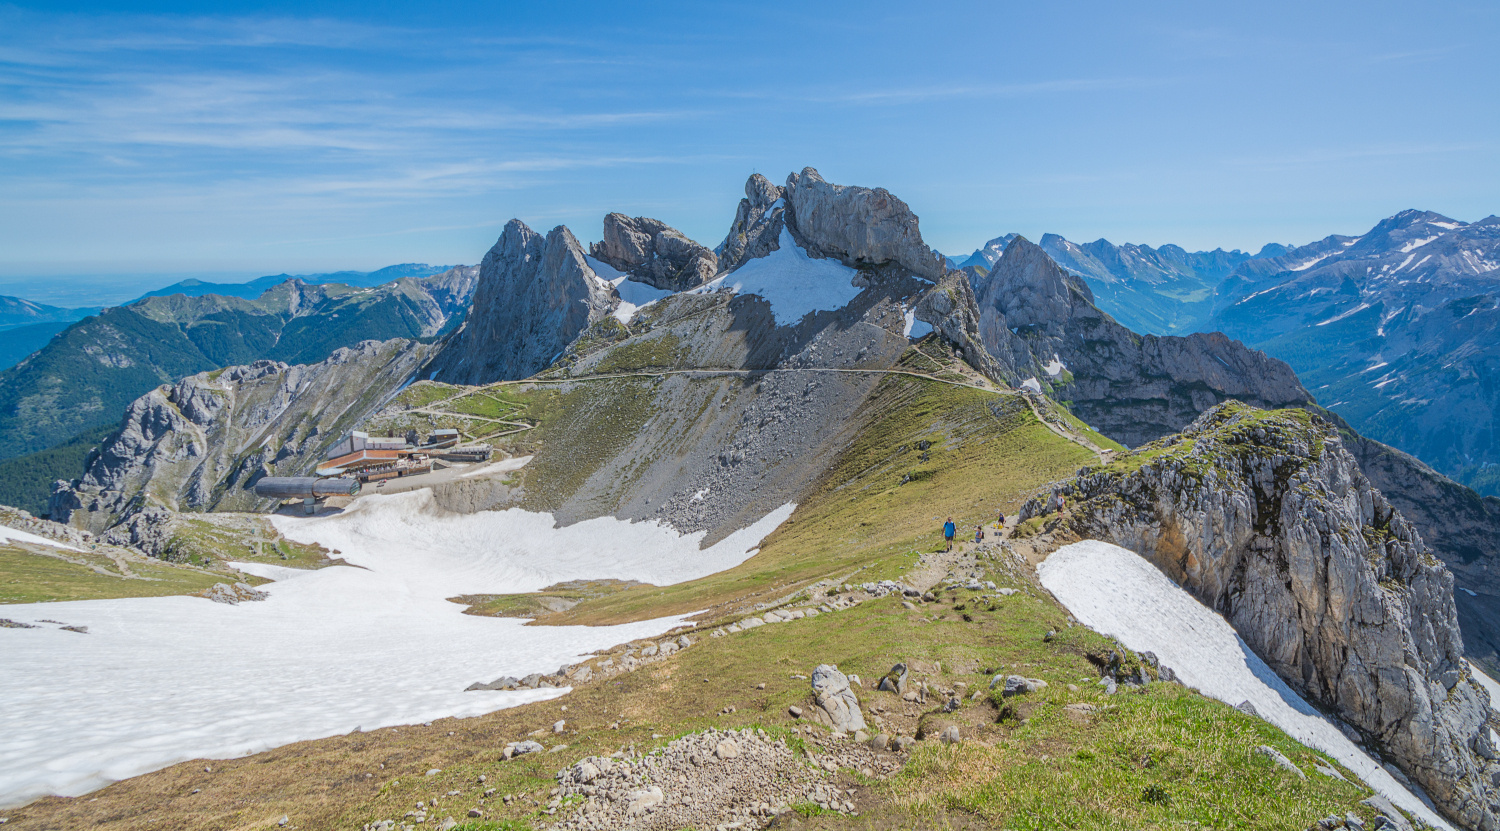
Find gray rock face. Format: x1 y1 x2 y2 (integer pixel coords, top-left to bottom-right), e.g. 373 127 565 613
912 269 1009 383
810 664 866 733
431 219 617 385
715 174 786 273
590 214 717 291
781 167 945 281
1047 402 1499 830
50 339 433 535
973 236 1312 445
1342 430 1500 679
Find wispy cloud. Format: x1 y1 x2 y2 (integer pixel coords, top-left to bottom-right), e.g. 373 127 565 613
824 76 1171 105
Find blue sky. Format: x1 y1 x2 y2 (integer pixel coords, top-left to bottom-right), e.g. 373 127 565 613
1 0 1496 298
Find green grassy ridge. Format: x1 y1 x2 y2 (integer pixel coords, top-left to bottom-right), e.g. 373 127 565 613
1091 403 1323 482
338 571 1376 831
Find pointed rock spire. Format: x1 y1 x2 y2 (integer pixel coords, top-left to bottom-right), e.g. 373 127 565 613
431 219 616 385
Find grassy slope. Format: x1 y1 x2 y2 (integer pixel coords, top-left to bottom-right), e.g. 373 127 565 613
526 375 1091 626
0 545 225 604
6 547 1375 831
5 370 1390 829
0 515 329 605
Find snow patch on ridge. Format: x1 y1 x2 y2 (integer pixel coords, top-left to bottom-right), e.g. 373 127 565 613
697 227 863 326
1315 302 1372 327
0 492 794 808
903 307 932 339
588 255 676 324
1038 540 1453 830
0 525 82 552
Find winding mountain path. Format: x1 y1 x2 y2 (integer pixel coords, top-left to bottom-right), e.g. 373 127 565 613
402 356 1111 466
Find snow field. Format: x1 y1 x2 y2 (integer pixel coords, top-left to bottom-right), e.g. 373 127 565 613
1038 540 1452 830
696 227 863 326
902 307 933 339
0 491 794 808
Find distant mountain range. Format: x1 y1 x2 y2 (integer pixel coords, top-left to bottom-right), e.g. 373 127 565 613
961 209 1500 495
956 234 1276 335
1205 209 1500 495
135 263 459 302
0 267 477 513
0 263 460 373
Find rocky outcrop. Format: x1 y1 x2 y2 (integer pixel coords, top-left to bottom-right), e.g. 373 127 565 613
716 174 787 272
1035 402 1499 830
50 339 433 535
912 269 1009 383
590 214 717 291
781 167 945 281
967 235 1500 677
974 236 1312 445
431 220 618 385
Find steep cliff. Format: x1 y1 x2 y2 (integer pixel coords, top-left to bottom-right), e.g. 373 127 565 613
430 220 618 385
715 173 787 272
973 235 1313 447
50 339 433 534
1027 402 1500 830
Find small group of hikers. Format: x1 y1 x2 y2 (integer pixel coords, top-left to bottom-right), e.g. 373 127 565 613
936 498 1020 549
941 514 998 552
942 494 1068 551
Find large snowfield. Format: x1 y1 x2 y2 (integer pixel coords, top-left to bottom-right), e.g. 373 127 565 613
0 490 793 808
1039 540 1454 830
697 227 863 326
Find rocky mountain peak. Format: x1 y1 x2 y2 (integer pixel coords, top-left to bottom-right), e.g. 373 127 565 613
590 213 717 291
428 219 617 385
716 174 788 273
977 234 1098 329
956 235 1312 444
780 167 945 281
744 172 782 208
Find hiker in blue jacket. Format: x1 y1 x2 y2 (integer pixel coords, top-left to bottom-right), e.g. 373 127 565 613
943 517 957 551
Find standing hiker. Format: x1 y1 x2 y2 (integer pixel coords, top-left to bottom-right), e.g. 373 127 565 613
974 525 984 544
942 517 956 552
